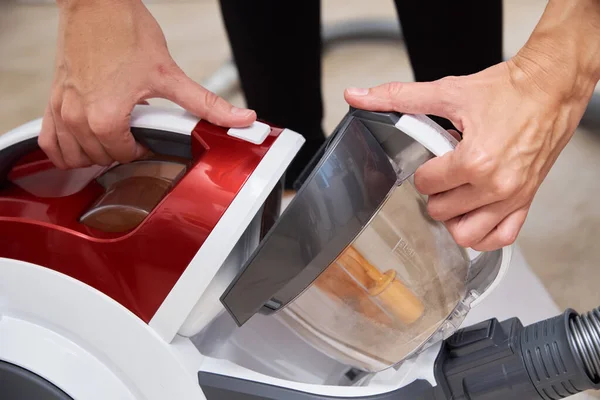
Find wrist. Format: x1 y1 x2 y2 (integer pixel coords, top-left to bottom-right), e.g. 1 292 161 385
510 0 600 102
509 46 597 105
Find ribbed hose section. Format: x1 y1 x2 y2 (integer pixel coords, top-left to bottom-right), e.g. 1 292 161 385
568 307 600 383
520 309 600 399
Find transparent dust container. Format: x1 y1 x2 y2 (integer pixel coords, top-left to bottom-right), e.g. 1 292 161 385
275 178 471 372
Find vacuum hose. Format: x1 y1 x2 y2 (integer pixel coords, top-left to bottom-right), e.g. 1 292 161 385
568 307 600 383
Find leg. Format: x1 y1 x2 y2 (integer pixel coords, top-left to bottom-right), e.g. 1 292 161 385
218 0 325 190
393 0 503 129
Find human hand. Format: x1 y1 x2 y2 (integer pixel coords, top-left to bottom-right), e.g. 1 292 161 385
344 55 597 251
41 0 256 169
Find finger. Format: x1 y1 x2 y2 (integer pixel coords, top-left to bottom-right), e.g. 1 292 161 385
471 207 528 251
39 104 68 170
445 200 514 248
344 78 459 120
61 100 113 166
54 117 93 169
427 183 499 221
87 103 146 164
50 95 94 169
157 64 256 127
414 151 468 195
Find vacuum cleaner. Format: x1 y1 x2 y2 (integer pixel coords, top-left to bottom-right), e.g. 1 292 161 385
0 104 598 399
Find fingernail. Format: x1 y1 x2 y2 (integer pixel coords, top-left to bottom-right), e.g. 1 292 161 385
346 87 369 96
231 106 253 116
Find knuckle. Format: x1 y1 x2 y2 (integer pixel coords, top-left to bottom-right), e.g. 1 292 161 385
455 235 475 249
436 76 462 117
88 119 112 138
202 91 226 125
385 82 403 99
426 200 445 221
497 227 519 247
385 83 411 109
50 94 63 114
37 134 53 152
464 148 496 179
87 105 118 137
491 174 522 198
203 90 220 111
437 76 462 95
451 227 476 248
413 173 427 194
60 104 83 128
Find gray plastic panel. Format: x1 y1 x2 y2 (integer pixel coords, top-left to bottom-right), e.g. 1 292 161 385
221 112 399 326
198 313 600 400
198 371 436 399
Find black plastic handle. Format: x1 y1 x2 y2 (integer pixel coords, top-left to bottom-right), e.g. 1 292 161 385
130 127 192 159
0 127 192 186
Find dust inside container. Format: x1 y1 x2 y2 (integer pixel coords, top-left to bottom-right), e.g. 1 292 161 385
274 177 471 372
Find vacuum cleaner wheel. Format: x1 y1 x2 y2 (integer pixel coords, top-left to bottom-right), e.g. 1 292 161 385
0 360 73 400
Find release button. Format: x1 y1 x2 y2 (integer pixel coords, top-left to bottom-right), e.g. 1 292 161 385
227 121 271 145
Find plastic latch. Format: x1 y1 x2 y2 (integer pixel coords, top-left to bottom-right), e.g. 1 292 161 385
446 319 499 357
227 122 271 145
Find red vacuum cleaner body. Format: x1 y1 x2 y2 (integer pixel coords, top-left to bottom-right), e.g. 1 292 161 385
0 115 285 324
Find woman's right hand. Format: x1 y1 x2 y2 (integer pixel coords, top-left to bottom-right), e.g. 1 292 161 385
41 0 256 169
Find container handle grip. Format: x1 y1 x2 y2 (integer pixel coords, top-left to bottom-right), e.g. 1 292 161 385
394 113 513 307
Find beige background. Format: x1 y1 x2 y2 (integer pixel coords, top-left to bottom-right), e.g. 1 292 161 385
1 0 600 383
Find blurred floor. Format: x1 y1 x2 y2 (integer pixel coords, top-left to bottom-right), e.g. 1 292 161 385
1 0 599 341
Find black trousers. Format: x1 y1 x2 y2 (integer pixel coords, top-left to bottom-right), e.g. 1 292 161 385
218 1 503 189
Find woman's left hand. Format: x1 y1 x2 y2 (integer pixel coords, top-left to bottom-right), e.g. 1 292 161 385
344 49 597 251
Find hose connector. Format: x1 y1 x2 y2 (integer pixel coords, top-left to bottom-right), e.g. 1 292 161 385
520 308 600 399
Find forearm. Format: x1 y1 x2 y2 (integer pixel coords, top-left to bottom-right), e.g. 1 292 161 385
53 0 148 65
512 0 600 100
55 0 143 12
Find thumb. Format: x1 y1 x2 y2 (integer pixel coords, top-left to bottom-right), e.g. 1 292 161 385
344 79 458 120
158 65 256 128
